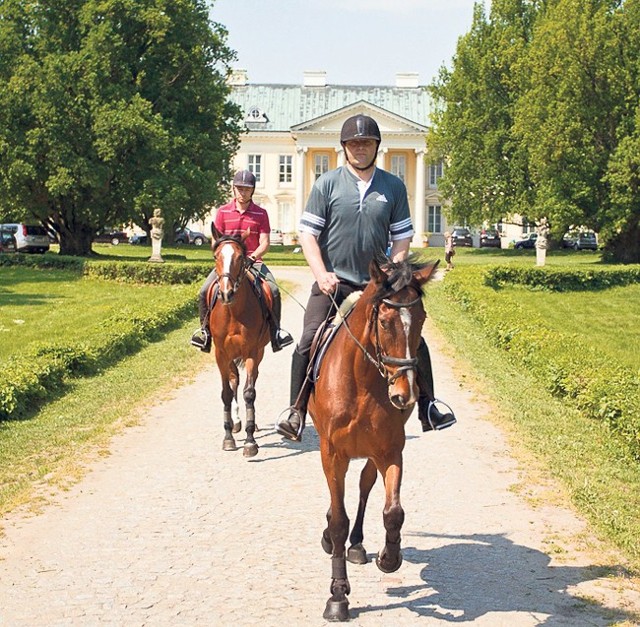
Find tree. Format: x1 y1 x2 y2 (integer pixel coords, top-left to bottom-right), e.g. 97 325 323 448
0 0 243 255
427 0 542 228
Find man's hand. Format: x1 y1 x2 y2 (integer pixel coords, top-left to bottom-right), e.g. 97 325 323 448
318 271 339 295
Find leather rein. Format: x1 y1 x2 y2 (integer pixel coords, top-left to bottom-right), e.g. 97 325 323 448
332 288 423 385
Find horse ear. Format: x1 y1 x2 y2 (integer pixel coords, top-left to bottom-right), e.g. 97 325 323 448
369 258 386 285
240 228 251 243
211 223 223 241
413 260 440 286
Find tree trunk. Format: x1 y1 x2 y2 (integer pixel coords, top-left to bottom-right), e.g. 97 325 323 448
58 226 95 256
603 222 640 264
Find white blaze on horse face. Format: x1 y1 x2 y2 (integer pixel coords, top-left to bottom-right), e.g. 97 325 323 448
400 307 417 402
219 243 235 293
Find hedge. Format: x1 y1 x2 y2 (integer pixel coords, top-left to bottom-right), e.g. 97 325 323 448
443 266 640 460
0 256 203 420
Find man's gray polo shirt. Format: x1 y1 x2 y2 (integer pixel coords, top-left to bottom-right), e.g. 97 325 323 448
299 166 415 286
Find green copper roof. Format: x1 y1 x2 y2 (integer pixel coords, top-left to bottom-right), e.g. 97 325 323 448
229 83 433 132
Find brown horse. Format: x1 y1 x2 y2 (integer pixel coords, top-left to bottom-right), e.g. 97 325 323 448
309 256 439 621
208 225 270 457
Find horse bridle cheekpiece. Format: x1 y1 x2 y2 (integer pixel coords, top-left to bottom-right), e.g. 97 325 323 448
213 235 250 295
371 293 422 384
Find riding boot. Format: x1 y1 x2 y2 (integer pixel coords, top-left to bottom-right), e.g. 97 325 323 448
275 349 311 441
190 289 212 353
269 293 294 352
416 339 456 431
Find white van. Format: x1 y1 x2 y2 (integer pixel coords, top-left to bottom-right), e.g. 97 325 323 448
0 223 50 253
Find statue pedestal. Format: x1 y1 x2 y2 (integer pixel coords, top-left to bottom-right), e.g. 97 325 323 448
536 247 546 266
149 239 164 263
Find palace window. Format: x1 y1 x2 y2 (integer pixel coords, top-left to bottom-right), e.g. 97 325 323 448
314 154 329 180
429 161 444 189
426 205 442 233
390 155 406 183
279 155 293 183
248 155 262 183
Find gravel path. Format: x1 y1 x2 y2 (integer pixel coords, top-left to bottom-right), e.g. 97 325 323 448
1 266 639 626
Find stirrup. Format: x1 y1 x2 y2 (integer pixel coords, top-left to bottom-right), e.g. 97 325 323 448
190 328 211 352
275 406 305 442
426 399 456 431
272 329 294 352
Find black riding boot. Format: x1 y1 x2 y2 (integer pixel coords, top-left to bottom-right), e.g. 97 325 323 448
190 289 212 352
276 349 311 441
416 339 456 431
269 294 294 353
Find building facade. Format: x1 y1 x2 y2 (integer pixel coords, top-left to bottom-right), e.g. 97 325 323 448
201 70 453 247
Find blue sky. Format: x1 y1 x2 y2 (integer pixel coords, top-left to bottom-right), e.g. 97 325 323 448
209 0 492 86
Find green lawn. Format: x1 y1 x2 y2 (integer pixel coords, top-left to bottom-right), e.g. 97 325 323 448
0 264 195 361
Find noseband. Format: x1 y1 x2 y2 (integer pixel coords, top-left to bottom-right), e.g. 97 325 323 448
213 236 251 297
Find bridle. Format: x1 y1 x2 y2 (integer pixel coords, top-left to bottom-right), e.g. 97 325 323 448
333 286 423 386
213 236 251 298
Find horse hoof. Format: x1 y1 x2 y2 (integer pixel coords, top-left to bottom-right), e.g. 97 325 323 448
243 443 258 458
347 543 368 565
222 438 237 452
376 548 403 573
321 535 332 554
232 421 242 434
323 598 350 622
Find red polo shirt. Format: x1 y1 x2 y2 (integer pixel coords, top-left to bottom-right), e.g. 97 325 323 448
214 199 271 259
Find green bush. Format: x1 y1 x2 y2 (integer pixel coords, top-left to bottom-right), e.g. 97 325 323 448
0 261 199 420
443 267 640 460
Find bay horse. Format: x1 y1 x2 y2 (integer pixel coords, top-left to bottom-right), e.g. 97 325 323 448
309 256 439 621
208 225 270 457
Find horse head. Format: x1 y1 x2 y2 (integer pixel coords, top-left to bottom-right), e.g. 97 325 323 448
368 257 439 410
211 224 251 304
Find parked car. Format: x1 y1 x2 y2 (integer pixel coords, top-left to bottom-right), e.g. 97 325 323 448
269 229 284 245
175 228 208 246
129 233 148 245
514 232 538 249
480 229 501 248
94 229 129 245
562 231 598 251
0 223 50 253
451 227 473 247
0 228 17 253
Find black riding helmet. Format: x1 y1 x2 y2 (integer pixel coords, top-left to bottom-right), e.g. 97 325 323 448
232 169 256 188
340 114 382 144
340 115 381 171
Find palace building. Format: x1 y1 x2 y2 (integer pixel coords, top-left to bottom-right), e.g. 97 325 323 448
201 70 453 247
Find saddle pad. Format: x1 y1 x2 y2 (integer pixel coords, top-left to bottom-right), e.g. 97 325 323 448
312 291 362 382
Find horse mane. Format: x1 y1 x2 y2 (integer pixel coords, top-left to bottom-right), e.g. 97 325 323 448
371 253 430 303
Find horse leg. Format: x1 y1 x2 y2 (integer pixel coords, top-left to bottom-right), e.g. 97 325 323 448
375 458 404 573
229 365 241 433
347 458 377 565
320 447 351 622
220 374 237 452
241 360 259 458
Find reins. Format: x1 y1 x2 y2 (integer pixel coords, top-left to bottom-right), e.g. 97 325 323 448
329 289 422 385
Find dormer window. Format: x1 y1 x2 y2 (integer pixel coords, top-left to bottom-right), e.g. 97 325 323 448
246 106 268 123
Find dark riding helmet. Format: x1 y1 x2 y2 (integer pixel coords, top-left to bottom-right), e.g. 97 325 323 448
232 169 256 188
340 115 382 144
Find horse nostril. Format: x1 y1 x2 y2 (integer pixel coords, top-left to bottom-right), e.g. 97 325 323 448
390 394 406 409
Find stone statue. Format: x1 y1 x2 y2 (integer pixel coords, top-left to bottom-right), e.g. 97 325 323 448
536 217 550 266
148 208 165 263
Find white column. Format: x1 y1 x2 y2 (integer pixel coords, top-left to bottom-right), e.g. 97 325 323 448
336 147 345 167
295 146 307 227
377 147 387 169
414 149 426 246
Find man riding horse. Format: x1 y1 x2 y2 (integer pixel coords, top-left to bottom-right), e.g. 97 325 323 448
276 114 456 442
191 169 294 353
